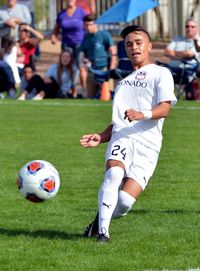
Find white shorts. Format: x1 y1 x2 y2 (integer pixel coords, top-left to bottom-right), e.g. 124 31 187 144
106 131 159 190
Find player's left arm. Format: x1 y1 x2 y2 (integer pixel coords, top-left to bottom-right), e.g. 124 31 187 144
124 101 171 122
150 101 171 119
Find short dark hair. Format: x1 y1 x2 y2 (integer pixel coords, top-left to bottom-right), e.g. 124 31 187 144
23 64 34 72
120 25 151 41
19 23 28 31
83 14 97 22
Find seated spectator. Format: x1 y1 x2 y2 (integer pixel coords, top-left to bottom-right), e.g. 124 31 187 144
79 14 117 98
164 17 200 84
194 38 200 52
3 37 21 85
43 48 80 98
0 0 31 43
0 60 16 98
18 64 46 100
16 23 44 74
18 0 41 58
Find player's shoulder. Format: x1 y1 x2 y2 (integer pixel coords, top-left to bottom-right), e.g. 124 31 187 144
151 63 173 82
141 63 173 81
151 63 171 73
138 63 170 75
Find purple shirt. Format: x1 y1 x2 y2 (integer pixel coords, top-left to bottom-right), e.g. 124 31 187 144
56 7 86 46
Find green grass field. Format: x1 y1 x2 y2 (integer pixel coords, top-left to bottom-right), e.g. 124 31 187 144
0 99 200 271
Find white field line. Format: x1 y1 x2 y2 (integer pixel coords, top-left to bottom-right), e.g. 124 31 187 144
144 269 200 271
0 100 200 111
0 101 111 107
173 106 200 110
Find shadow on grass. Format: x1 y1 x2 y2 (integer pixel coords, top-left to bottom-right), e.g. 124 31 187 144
0 228 83 241
1 209 199 240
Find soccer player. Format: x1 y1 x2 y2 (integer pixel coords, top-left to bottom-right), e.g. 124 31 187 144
80 25 177 242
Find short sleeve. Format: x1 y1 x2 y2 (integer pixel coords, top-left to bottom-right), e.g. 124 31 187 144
156 67 177 106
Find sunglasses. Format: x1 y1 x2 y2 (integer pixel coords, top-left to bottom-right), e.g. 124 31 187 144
185 25 196 28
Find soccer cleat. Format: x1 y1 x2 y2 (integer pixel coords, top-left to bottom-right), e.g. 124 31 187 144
83 213 99 238
83 221 98 237
97 234 110 243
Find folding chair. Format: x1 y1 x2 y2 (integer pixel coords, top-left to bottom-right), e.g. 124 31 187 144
156 59 199 99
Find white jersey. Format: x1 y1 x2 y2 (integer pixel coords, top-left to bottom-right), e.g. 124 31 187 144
112 63 177 152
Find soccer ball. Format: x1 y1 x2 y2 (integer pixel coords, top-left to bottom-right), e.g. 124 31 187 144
17 160 60 203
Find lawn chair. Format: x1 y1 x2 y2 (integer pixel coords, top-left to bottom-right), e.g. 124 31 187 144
156 58 199 99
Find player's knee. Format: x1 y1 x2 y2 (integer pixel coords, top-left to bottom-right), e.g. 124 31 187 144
106 166 124 182
112 190 136 218
102 166 124 189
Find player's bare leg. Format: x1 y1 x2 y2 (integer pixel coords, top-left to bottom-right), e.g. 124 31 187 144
112 177 142 218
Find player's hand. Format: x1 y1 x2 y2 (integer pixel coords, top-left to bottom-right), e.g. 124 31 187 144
124 109 143 122
80 134 101 148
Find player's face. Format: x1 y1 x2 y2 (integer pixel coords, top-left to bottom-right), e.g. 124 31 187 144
125 31 152 68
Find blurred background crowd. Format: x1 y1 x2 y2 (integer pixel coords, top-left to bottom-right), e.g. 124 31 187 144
0 0 200 100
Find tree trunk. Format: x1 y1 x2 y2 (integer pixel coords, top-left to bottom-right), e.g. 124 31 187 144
153 6 164 39
190 0 200 17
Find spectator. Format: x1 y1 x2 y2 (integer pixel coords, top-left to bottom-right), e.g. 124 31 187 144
2 37 21 85
51 0 87 65
0 0 31 42
17 0 34 25
76 0 96 14
0 60 16 98
79 14 117 98
43 48 80 98
164 17 200 84
18 64 46 100
17 0 41 58
16 23 44 74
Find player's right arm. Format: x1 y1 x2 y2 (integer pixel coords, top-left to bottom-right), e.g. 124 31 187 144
80 124 113 148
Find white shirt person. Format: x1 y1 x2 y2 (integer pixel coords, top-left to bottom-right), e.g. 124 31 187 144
0 0 31 41
80 25 177 242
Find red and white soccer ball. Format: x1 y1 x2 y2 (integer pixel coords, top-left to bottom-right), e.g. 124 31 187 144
17 160 60 203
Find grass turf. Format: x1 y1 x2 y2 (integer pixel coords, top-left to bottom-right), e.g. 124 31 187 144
0 99 200 271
